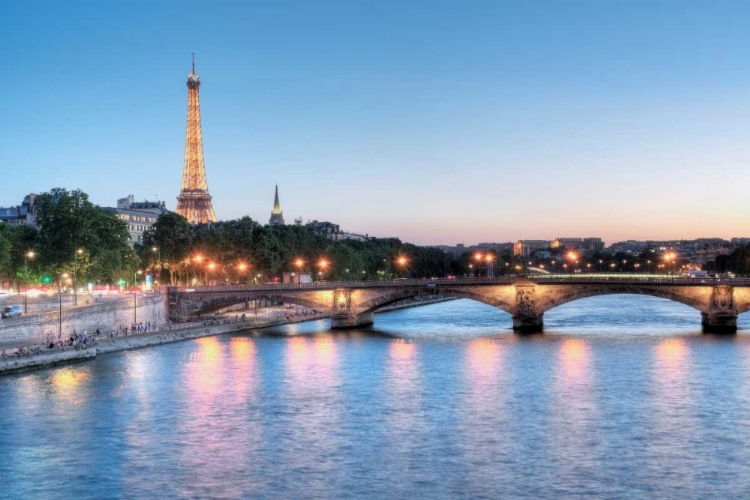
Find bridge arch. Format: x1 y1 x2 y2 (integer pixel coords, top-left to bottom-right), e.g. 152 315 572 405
189 293 330 317
356 288 515 316
538 285 708 314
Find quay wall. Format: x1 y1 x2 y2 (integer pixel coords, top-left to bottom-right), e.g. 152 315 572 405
0 294 166 344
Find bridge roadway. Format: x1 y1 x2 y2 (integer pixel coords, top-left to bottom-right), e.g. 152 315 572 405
167 275 750 333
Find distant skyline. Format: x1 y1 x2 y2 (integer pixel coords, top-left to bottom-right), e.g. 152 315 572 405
2 1 750 245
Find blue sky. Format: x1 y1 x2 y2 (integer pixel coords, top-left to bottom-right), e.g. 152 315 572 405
2 1 750 245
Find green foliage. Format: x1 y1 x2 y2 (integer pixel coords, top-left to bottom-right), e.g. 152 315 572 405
711 246 750 275
137 211 193 284
33 188 133 284
0 229 11 280
132 217 460 285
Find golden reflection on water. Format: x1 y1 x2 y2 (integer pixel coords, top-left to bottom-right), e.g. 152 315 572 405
648 337 694 475
50 368 90 405
283 335 342 488
559 338 590 386
550 338 598 469
467 338 502 380
386 339 423 461
653 338 691 411
655 338 689 377
462 338 506 488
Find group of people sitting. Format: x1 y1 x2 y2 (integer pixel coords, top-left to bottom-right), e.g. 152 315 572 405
0 344 42 359
44 330 92 350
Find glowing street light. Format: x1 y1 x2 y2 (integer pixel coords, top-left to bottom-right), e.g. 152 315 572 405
23 250 36 313
134 270 142 323
566 252 577 275
317 259 329 281
73 248 84 305
396 255 408 278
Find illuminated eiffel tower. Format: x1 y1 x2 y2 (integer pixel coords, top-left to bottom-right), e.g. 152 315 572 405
176 53 217 224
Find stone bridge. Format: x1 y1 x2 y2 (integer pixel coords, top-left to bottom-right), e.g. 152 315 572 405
167 276 750 333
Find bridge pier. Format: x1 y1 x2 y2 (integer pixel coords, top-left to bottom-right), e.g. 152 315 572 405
512 314 544 333
701 312 738 334
331 311 374 329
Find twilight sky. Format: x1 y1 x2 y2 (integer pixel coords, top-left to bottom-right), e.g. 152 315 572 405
2 1 749 246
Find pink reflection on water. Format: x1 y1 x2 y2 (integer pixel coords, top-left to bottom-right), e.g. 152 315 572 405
282 335 342 487
386 339 423 459
647 337 695 480
550 338 598 469
652 338 692 413
558 338 590 386
467 338 503 381
171 336 263 498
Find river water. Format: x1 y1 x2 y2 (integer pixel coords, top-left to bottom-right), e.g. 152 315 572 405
2 296 750 499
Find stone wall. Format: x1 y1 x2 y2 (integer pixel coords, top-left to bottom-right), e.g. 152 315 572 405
0 294 166 344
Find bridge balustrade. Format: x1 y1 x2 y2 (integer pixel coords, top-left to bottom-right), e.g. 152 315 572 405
169 275 750 294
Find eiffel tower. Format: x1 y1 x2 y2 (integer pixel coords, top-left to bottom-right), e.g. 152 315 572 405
176 53 217 224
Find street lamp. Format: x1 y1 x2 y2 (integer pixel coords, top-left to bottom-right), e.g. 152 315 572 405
485 254 494 277
152 246 161 282
23 250 35 314
73 248 83 305
134 270 142 324
396 255 408 277
237 262 248 284
193 254 203 284
59 273 68 339
207 262 216 285
566 252 578 276
318 259 329 281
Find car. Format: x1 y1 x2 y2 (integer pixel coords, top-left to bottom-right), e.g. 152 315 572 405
1 305 22 319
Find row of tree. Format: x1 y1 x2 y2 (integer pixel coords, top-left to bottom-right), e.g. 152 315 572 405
134 213 453 285
706 246 750 274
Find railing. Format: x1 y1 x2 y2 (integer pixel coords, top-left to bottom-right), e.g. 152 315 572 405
169 275 750 294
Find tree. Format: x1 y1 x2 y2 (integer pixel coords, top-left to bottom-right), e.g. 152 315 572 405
34 188 132 284
0 229 11 283
139 212 193 285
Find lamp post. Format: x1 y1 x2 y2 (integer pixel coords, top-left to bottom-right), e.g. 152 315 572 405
152 246 161 283
567 251 578 276
485 254 494 277
193 254 203 284
134 270 142 324
23 250 35 314
58 273 68 339
318 259 329 281
207 262 216 285
237 262 248 284
73 248 83 305
396 255 408 278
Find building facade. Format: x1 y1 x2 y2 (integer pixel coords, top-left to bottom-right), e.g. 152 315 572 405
105 195 168 246
0 194 37 227
513 240 551 257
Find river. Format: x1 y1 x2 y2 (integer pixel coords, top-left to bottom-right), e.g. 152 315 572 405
1 295 750 499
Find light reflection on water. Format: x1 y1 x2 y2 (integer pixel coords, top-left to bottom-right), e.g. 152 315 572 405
1 296 750 498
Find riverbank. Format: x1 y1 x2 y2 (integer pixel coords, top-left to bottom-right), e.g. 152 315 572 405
0 295 454 375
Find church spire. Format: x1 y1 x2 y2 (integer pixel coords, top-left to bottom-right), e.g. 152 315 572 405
272 184 281 214
269 184 285 226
